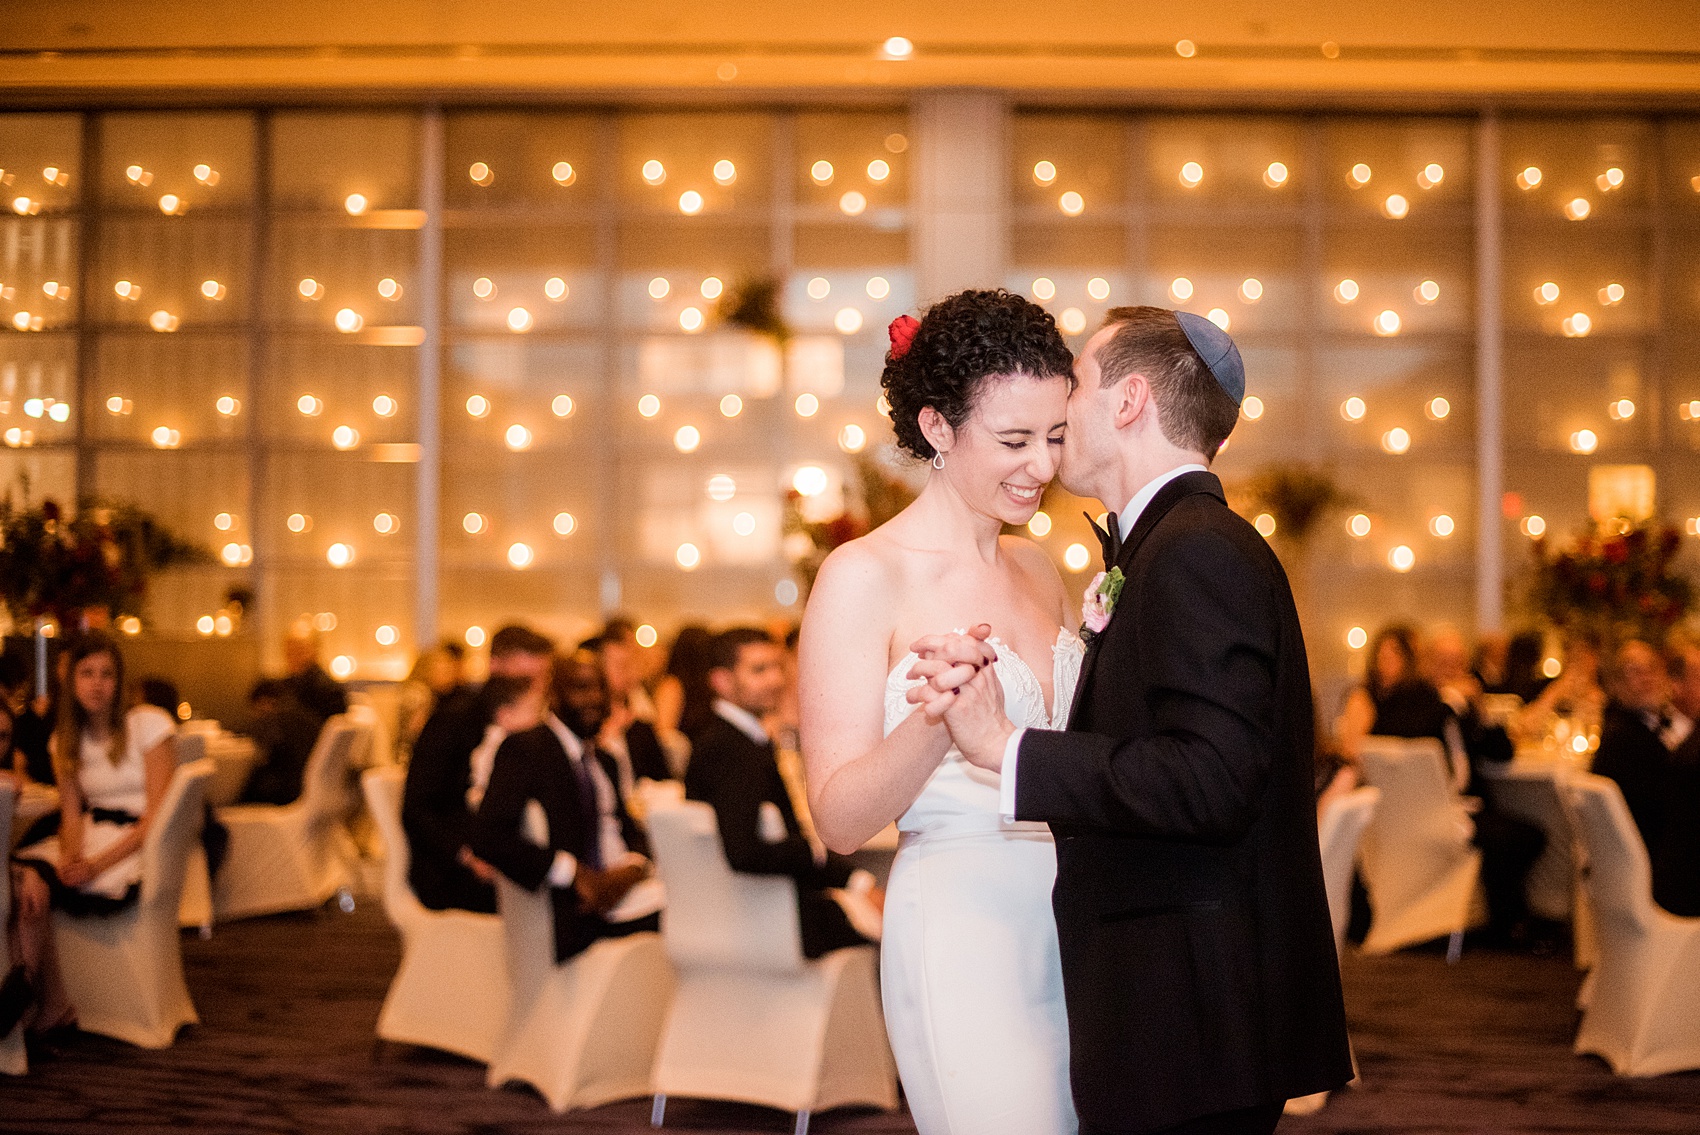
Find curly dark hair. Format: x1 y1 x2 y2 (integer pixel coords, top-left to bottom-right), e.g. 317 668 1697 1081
880 289 1075 462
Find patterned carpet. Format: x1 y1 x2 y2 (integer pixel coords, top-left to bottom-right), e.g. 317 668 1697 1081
3 903 1697 1134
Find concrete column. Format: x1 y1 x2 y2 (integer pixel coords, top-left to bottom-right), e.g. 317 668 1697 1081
1474 112 1504 632
415 109 444 647
912 91 1008 304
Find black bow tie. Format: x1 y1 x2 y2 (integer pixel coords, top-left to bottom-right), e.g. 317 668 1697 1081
1087 511 1121 572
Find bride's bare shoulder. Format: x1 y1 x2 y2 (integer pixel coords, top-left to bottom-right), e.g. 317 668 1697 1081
810 530 901 607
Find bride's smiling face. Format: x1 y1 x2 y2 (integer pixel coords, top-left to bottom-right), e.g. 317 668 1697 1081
920 373 1069 525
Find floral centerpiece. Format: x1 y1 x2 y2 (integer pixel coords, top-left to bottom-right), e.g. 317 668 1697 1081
1524 520 1693 646
783 453 917 595
0 488 210 632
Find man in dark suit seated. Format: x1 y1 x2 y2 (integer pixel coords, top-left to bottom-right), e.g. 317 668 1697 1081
238 679 323 805
685 627 881 958
1593 639 1686 855
402 624 555 914
1652 637 1700 916
582 621 673 789
281 625 350 724
471 649 662 963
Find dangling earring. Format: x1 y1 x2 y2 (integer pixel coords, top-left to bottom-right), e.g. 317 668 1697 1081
931 452 945 470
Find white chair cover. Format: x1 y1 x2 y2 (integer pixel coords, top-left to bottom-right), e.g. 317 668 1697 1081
52 758 214 1048
174 733 214 933
485 872 674 1112
361 767 509 1063
1 780 24 1075
643 795 897 1129
1319 786 1381 955
1357 736 1485 956
212 718 359 921
348 689 399 767
1564 774 1700 1076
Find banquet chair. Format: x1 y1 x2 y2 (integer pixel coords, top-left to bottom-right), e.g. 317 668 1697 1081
174 732 215 934
361 767 509 1063
52 758 214 1048
212 718 360 921
1 779 24 1075
347 693 398 767
1563 774 1700 1076
1319 786 1381 955
484 803 674 1112
1357 736 1485 958
644 795 897 1135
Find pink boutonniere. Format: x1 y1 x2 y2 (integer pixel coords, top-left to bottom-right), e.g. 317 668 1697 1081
1080 566 1126 643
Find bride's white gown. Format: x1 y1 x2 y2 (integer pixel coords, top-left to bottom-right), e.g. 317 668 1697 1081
882 627 1083 1135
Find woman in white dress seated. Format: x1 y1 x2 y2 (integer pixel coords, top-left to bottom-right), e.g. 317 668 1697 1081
9 632 177 1033
799 290 1082 1135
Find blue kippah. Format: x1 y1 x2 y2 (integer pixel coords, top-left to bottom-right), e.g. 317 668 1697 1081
1174 310 1246 405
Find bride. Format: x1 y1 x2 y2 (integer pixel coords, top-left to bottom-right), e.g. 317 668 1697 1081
798 289 1082 1135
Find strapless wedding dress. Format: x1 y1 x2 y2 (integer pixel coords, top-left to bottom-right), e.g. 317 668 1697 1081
882 628 1083 1135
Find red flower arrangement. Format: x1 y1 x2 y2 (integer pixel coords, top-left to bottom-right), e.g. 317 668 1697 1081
0 486 210 631
1524 520 1693 646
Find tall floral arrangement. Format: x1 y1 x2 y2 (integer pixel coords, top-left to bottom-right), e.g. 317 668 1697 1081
1524 520 1693 646
0 488 210 630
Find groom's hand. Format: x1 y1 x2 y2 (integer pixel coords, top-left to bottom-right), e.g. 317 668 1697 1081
944 665 1015 773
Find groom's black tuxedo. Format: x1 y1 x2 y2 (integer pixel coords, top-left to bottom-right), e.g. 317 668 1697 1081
1015 470 1352 1134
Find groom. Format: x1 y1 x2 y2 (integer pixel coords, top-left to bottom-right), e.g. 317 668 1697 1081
912 307 1352 1135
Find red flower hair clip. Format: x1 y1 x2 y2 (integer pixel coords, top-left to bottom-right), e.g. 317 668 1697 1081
888 314 920 361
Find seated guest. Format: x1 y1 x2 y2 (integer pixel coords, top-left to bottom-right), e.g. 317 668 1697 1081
1593 639 1687 853
397 642 468 755
686 627 881 958
281 625 349 724
585 620 673 790
1338 624 1452 764
3 642 57 789
1427 626 1544 946
1498 630 1553 703
401 624 554 914
1513 632 1606 746
471 650 662 963
135 677 180 718
11 632 177 1035
238 679 323 805
1654 636 1700 916
652 624 714 776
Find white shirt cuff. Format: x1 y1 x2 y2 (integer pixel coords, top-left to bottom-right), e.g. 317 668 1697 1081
999 727 1027 821
547 850 578 887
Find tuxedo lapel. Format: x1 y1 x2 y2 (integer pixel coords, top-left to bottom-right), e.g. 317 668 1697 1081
1066 470 1228 729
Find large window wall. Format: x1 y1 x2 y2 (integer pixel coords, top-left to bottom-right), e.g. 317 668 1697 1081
2 104 1697 686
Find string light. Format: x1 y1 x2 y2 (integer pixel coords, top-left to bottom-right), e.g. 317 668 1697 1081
1374 309 1402 336
200 279 225 300
1348 163 1372 188
216 396 240 417
678 190 704 216
373 394 398 417
545 277 568 301
553 512 576 536
642 160 666 185
466 626 486 648
1564 198 1591 221
840 191 867 216
1389 545 1415 572
1263 162 1289 188
1206 308 1230 331
707 474 736 501
1517 166 1543 190
505 424 532 451
867 159 891 183
1522 515 1547 538
1087 277 1110 301
326 543 354 568
1347 626 1368 649
1417 163 1445 189
1240 278 1263 303
506 307 533 332
881 37 914 60
1427 397 1451 420
465 394 490 419
1415 280 1441 304
866 276 891 299
1032 277 1056 301
335 308 363 333
1254 513 1277 537
839 424 867 453
1599 283 1625 305
701 276 724 299
1058 191 1084 216
473 277 495 299
287 513 311 533
795 393 820 418
344 193 368 216
1597 167 1624 191
1570 429 1598 454
463 512 486 535
552 162 575 185
674 426 701 453
1348 513 1372 538
636 624 659 648
507 542 534 569
1063 543 1090 571
1562 312 1593 337
807 277 831 300
373 512 399 534
1341 396 1366 422
376 625 399 647
1032 161 1057 186
638 395 661 418
332 426 360 450
1061 308 1087 334
679 306 705 332
834 307 864 334
1028 511 1052 537
675 542 702 570
811 160 834 185
1178 162 1203 188
1241 396 1265 421
1383 194 1409 219
792 466 828 496
1381 427 1411 454
469 162 493 187
732 512 757 536
1334 279 1360 304
1431 514 1456 537
552 394 574 418
720 394 742 418
1169 277 1193 301
713 160 737 185
377 277 401 299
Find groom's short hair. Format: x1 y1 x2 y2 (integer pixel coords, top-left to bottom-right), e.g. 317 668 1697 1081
1097 306 1240 460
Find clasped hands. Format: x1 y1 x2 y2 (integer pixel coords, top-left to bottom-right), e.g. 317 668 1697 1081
905 624 1014 773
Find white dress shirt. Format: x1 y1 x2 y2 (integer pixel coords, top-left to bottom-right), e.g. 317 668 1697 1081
998 463 1211 819
713 698 771 745
464 723 507 810
543 713 666 922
